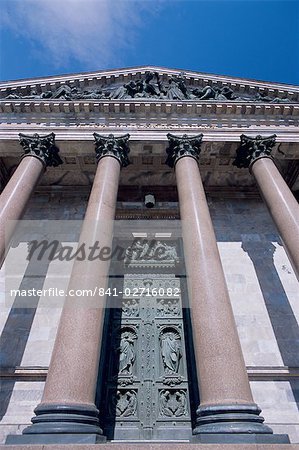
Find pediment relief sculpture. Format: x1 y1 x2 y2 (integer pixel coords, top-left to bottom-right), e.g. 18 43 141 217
3 71 292 103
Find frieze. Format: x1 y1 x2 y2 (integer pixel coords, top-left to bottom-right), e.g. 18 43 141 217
3 71 293 103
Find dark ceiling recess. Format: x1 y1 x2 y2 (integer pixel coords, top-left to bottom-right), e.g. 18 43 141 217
117 185 179 202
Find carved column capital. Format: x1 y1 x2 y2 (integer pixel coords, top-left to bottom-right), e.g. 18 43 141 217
165 133 203 168
18 133 63 167
93 133 130 167
233 134 277 169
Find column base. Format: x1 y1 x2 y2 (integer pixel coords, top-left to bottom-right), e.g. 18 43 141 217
6 403 106 444
6 433 106 445
193 403 274 435
191 433 290 444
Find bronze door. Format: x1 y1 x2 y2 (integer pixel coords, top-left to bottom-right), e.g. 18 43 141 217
99 273 193 440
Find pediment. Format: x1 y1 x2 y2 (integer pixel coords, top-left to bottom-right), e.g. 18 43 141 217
0 66 298 103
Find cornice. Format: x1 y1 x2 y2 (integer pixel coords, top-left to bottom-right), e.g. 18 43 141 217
1 99 299 117
1 65 299 94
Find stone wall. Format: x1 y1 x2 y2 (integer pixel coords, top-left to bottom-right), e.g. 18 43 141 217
0 194 298 443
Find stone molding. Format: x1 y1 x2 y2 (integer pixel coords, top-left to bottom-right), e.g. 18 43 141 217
18 132 63 167
194 403 273 435
1 365 298 381
0 127 298 145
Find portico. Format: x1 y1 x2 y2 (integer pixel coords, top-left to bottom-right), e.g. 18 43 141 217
0 66 298 446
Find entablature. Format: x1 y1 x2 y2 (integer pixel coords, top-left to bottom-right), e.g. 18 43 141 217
0 133 298 196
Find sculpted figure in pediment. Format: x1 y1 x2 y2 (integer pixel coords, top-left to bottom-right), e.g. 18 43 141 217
137 71 164 98
253 92 290 103
164 75 189 100
3 70 293 103
191 85 238 101
110 80 139 99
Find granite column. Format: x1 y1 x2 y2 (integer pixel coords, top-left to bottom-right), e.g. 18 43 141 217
166 134 278 443
234 134 299 279
8 134 130 445
0 133 62 267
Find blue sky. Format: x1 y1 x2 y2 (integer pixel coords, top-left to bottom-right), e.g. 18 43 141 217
0 0 298 84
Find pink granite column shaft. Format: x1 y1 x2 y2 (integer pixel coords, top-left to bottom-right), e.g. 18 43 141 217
176 156 253 406
166 133 272 437
251 157 299 279
0 132 61 267
21 134 130 442
234 134 299 280
42 155 120 407
0 157 44 266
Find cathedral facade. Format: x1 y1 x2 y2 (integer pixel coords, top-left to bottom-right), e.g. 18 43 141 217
0 67 298 447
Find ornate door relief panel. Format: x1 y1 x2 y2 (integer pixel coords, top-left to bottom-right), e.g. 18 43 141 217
98 241 193 440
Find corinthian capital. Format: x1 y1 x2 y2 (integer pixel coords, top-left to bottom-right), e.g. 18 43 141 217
165 133 203 168
19 133 63 167
233 134 277 169
93 133 130 167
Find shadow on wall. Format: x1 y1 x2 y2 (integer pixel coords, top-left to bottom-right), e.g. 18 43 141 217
242 239 299 408
208 197 299 411
0 252 51 420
